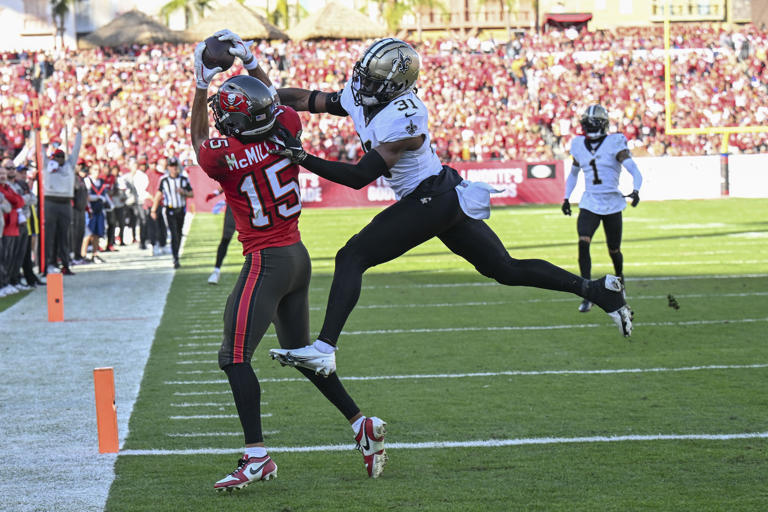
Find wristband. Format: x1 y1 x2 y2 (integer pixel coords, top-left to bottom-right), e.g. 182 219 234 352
243 57 260 70
308 90 320 113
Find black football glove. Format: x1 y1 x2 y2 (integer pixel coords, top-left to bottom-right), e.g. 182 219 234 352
628 190 640 207
268 122 307 164
561 198 571 216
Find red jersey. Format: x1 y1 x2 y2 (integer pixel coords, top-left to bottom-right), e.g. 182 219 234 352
198 106 302 254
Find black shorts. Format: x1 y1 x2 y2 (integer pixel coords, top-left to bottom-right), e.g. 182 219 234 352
577 208 623 250
219 241 311 368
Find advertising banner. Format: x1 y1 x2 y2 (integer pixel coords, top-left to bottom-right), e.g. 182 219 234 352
188 160 565 213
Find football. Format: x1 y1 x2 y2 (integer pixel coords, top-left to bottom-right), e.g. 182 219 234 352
202 35 235 72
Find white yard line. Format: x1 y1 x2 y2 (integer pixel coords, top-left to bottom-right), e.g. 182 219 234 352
119 431 768 456
163 363 768 386
0 241 178 512
171 317 768 348
166 431 279 437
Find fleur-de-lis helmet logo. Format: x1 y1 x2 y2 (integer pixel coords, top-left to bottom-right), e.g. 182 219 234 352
394 49 411 74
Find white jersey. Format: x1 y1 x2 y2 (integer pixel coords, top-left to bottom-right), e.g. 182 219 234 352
340 78 443 199
568 133 635 215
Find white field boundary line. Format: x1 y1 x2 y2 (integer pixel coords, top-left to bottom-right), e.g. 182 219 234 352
178 292 768 319
163 363 768 386
175 317 768 345
176 273 768 302
119 431 768 456
169 414 272 419
333 273 768 292
167 431 278 438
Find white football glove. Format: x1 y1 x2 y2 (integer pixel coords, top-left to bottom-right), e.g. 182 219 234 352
193 41 223 90
214 29 257 68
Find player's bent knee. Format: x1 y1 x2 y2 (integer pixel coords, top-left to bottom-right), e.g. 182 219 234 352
579 236 592 244
335 241 370 272
218 346 254 369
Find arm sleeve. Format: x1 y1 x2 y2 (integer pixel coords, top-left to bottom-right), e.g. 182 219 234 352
70 131 83 168
301 150 389 190
324 91 348 117
622 157 643 190
564 161 580 200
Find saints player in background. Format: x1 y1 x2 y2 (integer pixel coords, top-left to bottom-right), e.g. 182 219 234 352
267 39 634 382
562 105 643 313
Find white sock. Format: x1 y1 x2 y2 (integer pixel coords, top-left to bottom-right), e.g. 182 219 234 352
351 416 365 434
313 339 337 354
245 446 267 459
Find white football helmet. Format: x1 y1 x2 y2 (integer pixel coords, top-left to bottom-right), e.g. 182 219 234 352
351 38 420 106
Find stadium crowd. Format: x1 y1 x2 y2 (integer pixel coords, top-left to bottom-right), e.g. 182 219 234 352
2 22 768 295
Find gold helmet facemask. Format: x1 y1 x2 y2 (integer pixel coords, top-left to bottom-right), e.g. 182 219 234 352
351 38 420 106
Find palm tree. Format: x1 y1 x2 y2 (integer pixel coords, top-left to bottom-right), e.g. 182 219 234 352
159 0 216 28
370 0 447 35
477 0 522 40
50 0 78 48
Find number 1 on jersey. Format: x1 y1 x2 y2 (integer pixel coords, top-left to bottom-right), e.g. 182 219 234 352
239 175 270 228
589 159 603 185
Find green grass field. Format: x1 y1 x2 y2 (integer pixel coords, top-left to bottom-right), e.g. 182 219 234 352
106 198 768 511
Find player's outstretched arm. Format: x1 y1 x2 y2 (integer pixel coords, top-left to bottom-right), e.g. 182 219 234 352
191 40 222 159
278 89 347 116
271 124 420 189
190 88 209 161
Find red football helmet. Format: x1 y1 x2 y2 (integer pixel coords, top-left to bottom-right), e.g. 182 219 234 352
209 75 276 139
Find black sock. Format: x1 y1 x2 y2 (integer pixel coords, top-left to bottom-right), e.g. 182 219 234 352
215 236 232 268
609 250 623 278
223 363 263 444
578 240 591 279
295 367 360 420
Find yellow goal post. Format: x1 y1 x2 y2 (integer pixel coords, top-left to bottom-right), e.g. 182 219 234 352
662 0 768 194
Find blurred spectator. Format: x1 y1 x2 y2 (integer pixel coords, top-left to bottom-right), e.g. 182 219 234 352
6 164 40 288
147 157 169 257
0 160 25 296
105 162 127 250
41 114 82 275
82 162 110 263
71 159 89 263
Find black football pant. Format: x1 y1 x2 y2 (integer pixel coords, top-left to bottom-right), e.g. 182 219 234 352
44 198 72 269
219 244 359 445
164 207 185 261
576 209 623 280
318 167 587 345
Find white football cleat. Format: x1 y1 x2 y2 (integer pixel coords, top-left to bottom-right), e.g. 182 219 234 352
355 416 387 478
589 274 633 338
269 345 336 376
578 299 593 313
214 454 277 491
208 268 221 285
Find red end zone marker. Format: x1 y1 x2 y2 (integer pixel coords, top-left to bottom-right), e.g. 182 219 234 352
94 367 119 453
46 273 63 322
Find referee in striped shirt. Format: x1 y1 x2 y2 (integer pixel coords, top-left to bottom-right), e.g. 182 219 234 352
151 157 193 268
